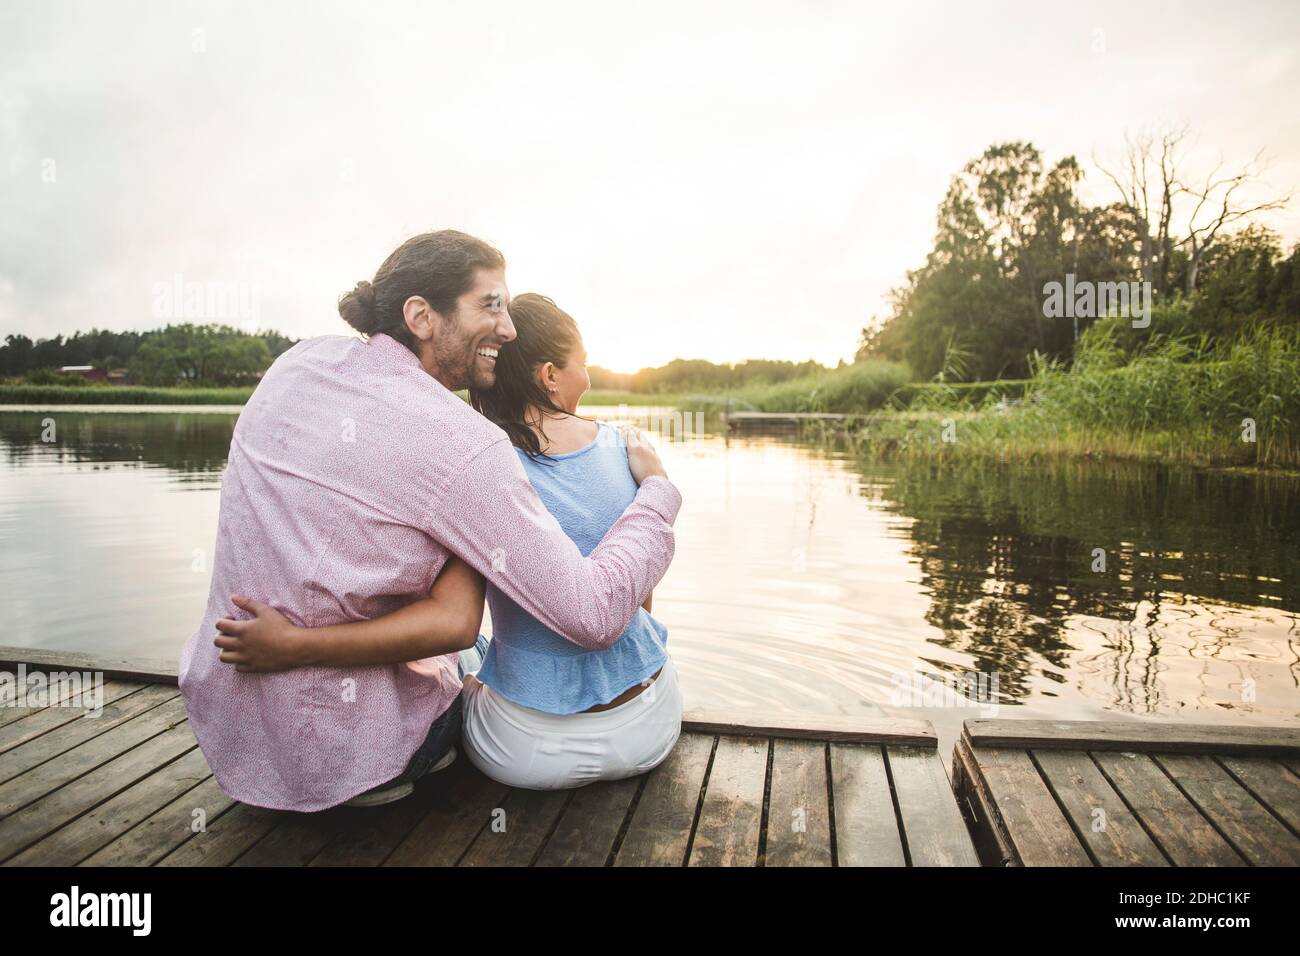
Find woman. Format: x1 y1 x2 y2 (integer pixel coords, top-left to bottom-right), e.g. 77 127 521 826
216 293 682 793
462 293 682 788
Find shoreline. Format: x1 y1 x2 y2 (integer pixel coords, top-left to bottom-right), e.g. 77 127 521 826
5 396 1298 475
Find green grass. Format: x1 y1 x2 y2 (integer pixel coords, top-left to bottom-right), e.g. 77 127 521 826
724 360 912 413
888 378 1031 410
843 329 1300 470
580 389 691 407
842 408 1275 469
580 361 913 415
0 383 255 405
585 364 1023 415
1030 327 1299 466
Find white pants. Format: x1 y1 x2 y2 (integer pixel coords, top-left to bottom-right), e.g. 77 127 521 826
461 657 683 791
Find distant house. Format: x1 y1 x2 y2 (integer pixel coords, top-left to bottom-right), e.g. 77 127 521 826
59 365 107 382
107 368 129 384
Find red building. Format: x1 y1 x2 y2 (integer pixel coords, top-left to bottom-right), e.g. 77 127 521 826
58 365 108 382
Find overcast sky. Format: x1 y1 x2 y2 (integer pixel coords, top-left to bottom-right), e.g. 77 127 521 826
2 0 1298 371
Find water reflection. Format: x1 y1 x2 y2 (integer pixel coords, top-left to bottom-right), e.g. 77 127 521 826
1 410 236 479
1 408 1296 760
855 459 1300 724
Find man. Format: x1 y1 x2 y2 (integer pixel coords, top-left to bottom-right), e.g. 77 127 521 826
178 230 680 811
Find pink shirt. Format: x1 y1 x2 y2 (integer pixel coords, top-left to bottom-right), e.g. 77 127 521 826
178 334 681 811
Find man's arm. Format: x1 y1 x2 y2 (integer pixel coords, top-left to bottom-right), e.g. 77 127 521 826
433 431 680 650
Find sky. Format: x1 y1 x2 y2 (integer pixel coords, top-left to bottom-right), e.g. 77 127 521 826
2 0 1299 372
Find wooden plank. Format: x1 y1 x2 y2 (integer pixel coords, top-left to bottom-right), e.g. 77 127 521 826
158 801 284 866
1216 756 1300 834
0 683 177 786
764 738 831 867
615 732 712 867
6 656 940 745
1092 751 1243 866
1153 753 1300 866
0 647 178 685
830 743 905 867
458 787 569 867
687 735 767 867
961 744 1090 866
0 671 121 730
683 709 935 747
951 741 1010 866
7 747 211 866
233 809 347 867
1032 749 1167 866
310 776 457 867
888 746 980 867
0 681 146 754
0 716 197 862
384 763 510 866
81 776 236 867
0 692 186 818
533 776 641 867
965 719 1300 757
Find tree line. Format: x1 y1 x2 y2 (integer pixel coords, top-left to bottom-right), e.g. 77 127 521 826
1 325 297 386
588 357 833 394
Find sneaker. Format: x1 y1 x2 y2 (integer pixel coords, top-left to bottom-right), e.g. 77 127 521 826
342 747 458 808
423 746 457 776
343 780 415 808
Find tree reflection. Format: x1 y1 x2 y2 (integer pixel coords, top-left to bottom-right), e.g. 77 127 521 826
0 411 236 478
852 456 1300 709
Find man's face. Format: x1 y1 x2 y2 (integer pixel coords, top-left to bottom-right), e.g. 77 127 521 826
429 268 515 390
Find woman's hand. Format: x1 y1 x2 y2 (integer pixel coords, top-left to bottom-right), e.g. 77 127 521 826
213 595 308 673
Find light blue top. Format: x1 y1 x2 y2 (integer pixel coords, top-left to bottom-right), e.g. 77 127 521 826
475 420 669 714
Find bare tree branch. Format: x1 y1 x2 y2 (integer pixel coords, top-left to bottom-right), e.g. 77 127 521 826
1096 126 1292 297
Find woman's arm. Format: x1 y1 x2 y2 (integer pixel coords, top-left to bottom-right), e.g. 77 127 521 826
213 556 486 672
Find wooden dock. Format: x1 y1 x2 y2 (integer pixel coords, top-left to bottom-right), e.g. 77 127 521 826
4 648 1297 867
953 719 1300 866
0 653 978 867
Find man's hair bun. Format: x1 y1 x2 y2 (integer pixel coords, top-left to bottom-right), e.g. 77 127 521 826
338 280 380 334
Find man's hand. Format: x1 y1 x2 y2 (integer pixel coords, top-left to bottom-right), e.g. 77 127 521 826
621 424 669 485
213 595 309 673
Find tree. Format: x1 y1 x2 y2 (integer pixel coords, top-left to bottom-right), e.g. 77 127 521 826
1189 227 1300 335
126 325 273 386
865 142 1118 380
1096 125 1292 298
0 335 34 377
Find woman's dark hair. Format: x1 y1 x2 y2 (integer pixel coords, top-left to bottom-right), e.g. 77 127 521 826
338 230 505 352
470 293 583 460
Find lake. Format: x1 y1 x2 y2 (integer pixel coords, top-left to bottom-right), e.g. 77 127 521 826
2 405 1298 759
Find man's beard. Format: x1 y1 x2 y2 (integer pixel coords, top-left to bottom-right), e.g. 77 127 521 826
467 361 496 390
432 318 494 390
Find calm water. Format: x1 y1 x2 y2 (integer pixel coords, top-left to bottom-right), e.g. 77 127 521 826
2 406 1298 758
